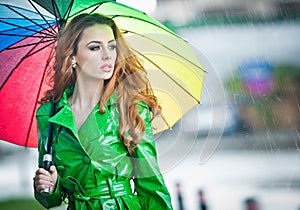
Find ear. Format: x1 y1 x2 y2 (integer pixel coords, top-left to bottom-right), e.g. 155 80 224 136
71 56 76 64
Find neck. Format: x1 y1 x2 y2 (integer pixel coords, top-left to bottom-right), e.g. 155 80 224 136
70 78 104 110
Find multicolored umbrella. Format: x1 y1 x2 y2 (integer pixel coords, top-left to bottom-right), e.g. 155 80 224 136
0 0 205 148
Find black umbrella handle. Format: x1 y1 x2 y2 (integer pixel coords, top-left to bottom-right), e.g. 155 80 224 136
46 101 56 154
43 154 52 171
40 101 56 194
40 154 52 194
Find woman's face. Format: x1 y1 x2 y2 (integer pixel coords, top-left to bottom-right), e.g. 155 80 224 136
73 24 117 81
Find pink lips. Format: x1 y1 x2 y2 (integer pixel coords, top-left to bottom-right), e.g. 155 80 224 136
100 64 113 72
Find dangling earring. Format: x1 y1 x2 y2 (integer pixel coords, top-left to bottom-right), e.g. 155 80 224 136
72 62 77 69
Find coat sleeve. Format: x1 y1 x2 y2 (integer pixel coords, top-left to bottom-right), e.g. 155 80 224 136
132 102 173 210
34 103 63 209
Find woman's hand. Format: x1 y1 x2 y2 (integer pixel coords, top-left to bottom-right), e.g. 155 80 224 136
33 165 58 193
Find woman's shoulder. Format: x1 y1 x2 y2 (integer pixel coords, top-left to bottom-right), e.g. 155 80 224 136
36 101 52 117
136 101 148 109
136 101 150 113
135 101 152 122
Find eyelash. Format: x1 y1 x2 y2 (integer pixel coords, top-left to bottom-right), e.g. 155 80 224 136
108 45 117 50
89 46 101 51
88 45 117 51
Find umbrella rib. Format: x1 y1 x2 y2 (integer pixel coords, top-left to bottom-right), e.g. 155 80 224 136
28 0 57 35
5 4 56 36
0 37 55 91
158 114 172 130
0 2 53 19
131 48 201 104
124 30 206 73
112 14 182 39
86 2 105 14
25 43 55 147
84 2 182 40
0 19 54 37
86 0 178 41
62 0 74 21
26 40 56 58
68 1 105 18
51 0 63 28
0 32 53 39
7 39 55 50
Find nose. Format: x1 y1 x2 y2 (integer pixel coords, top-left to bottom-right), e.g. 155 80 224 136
102 48 111 60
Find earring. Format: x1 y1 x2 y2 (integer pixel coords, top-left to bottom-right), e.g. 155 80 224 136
72 63 77 69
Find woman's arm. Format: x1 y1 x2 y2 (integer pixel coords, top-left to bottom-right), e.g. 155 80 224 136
132 102 173 209
33 103 63 208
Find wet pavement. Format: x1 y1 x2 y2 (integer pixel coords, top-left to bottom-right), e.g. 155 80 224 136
0 130 299 210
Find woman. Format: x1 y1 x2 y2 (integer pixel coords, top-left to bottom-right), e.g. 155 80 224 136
33 13 173 209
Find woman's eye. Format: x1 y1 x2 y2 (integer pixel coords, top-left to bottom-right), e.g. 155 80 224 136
108 45 117 50
89 46 101 51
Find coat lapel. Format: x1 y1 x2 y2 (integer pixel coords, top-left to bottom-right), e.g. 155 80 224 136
48 88 79 140
48 87 119 145
49 106 79 140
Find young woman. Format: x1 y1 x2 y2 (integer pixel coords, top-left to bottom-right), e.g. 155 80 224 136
33 13 173 209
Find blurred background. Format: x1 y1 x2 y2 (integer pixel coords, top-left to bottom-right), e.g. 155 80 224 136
1 0 300 209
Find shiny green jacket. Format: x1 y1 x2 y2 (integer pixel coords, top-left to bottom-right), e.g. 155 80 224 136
34 88 173 210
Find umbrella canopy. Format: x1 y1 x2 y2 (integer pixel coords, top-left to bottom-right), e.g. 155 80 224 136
0 0 205 148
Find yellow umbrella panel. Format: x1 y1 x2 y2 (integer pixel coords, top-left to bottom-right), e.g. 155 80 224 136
125 33 205 134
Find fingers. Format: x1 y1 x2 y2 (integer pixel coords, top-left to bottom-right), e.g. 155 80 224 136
35 168 49 176
33 168 55 192
49 165 58 186
49 165 57 174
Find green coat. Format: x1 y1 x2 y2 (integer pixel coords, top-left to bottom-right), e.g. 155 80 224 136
34 88 173 210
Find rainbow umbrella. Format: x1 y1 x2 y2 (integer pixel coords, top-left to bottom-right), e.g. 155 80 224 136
0 0 205 147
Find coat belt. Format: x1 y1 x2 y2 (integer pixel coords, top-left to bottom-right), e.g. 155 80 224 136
61 176 133 210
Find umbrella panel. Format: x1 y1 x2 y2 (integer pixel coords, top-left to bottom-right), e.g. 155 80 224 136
0 24 55 51
125 34 204 101
0 37 54 147
76 3 178 37
32 0 110 20
141 57 203 134
0 37 37 88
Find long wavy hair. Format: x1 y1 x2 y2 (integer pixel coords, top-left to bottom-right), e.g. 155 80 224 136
41 13 161 153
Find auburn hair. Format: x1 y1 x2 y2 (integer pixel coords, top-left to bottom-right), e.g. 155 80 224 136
41 13 161 153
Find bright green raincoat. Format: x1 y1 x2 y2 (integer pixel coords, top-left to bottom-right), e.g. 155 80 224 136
34 87 173 210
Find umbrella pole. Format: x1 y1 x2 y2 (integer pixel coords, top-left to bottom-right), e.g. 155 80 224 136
46 101 56 154
40 101 56 194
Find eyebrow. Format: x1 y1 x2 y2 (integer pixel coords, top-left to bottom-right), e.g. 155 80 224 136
86 40 116 45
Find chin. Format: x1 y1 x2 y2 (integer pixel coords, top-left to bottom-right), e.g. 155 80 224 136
102 74 113 80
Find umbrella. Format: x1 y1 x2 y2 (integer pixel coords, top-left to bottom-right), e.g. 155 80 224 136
0 0 205 148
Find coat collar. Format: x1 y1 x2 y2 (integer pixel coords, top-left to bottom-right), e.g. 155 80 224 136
48 85 118 140
48 87 78 138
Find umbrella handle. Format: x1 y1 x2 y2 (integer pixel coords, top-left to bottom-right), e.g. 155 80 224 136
46 101 56 154
40 101 56 194
40 154 52 194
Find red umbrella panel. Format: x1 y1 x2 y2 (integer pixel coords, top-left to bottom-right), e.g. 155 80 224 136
0 33 56 147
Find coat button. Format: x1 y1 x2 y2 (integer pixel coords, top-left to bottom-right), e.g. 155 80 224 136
57 165 65 171
82 156 91 164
